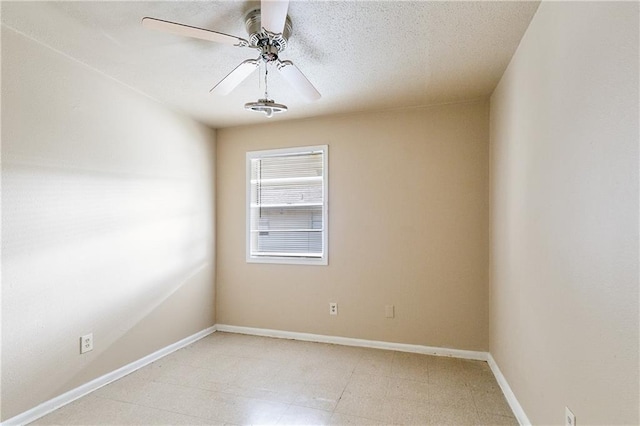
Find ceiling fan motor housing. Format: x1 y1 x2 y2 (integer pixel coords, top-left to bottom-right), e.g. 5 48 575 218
245 8 292 55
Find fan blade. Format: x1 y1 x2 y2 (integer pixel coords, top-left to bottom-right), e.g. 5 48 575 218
142 17 249 47
210 59 259 95
276 60 321 101
261 0 289 34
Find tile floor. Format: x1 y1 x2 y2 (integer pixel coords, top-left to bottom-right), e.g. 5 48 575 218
33 332 517 425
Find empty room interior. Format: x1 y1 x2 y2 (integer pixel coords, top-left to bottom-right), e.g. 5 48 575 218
1 1 638 425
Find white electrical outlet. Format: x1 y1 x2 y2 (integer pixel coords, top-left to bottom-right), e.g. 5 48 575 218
565 407 576 426
329 302 338 315
385 305 395 318
80 333 94 354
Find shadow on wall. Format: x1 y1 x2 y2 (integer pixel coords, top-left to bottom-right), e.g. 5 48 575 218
1 162 214 419
57 261 214 396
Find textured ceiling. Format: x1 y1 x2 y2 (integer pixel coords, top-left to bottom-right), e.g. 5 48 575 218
1 1 540 128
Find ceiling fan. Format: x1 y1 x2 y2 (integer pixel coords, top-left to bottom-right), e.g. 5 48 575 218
142 0 320 117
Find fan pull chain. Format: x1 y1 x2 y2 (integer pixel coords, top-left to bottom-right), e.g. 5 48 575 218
264 64 269 100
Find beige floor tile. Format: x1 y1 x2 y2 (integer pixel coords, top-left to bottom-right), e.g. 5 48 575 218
333 393 388 422
329 412 383 425
97 376 286 424
460 359 497 383
428 365 469 386
477 411 520 425
342 373 390 399
163 346 240 372
115 381 216 417
334 394 429 424
246 345 306 363
206 332 269 348
309 346 359 365
223 380 302 404
145 360 231 392
427 357 474 390
31 395 222 425
461 359 489 371
276 405 333 425
359 348 395 361
92 373 159 404
392 351 432 366
31 333 516 425
207 393 288 425
389 351 430 381
280 339 322 353
353 356 393 376
472 387 514 417
231 357 282 388
468 378 503 397
209 342 259 359
428 381 476 410
429 355 463 370
386 376 430 402
127 356 181 381
309 345 365 366
378 398 433 425
297 366 352 389
425 402 482 425
174 384 285 424
389 364 429 382
465 369 502 390
294 381 347 411
275 367 310 385
265 372 311 392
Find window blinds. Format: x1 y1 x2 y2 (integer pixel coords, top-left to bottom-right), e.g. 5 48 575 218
248 147 327 262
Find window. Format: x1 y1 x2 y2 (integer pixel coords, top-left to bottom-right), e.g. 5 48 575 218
247 145 328 265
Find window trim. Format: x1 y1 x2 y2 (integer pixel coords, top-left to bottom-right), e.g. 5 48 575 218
246 145 329 266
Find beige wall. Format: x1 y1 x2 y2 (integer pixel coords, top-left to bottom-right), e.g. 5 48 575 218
216 101 489 351
489 2 639 425
1 27 216 420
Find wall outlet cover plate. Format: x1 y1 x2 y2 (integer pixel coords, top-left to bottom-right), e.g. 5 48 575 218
80 333 94 354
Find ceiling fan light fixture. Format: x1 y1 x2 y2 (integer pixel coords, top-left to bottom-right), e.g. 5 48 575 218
244 99 288 118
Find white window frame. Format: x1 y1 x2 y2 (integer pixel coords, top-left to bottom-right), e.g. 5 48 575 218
246 145 329 265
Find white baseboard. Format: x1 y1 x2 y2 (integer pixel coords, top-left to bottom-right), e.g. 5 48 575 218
218 325 532 423
487 353 531 426
4 324 530 426
1 326 216 426
215 324 488 361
